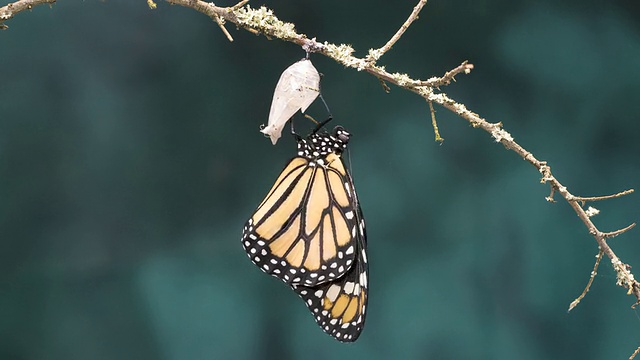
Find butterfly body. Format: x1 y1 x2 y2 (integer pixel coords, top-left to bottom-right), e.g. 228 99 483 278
242 126 368 342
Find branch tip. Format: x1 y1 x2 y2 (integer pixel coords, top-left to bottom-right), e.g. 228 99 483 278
427 100 443 143
568 249 604 312
420 61 474 87
603 223 636 238
573 189 634 203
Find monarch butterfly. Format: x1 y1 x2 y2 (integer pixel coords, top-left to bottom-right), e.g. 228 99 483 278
260 59 321 145
242 125 368 342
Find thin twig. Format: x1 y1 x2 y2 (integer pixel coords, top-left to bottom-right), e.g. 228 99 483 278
214 15 234 42
0 0 56 29
366 0 428 62
420 61 475 87
568 249 604 312
572 189 635 203
427 100 443 143
603 223 636 238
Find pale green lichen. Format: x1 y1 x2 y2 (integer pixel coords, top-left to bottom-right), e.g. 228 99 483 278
235 5 298 39
585 206 600 218
612 259 635 290
391 72 413 86
491 128 514 143
367 48 383 62
323 43 367 70
417 86 432 98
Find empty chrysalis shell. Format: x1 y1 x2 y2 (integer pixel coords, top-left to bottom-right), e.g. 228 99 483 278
261 59 321 144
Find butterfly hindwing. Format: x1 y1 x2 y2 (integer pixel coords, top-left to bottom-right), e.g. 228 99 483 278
293 207 368 342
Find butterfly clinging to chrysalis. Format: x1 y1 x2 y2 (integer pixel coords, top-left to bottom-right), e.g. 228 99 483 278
242 122 369 342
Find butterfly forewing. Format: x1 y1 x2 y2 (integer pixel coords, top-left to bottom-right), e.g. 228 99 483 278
242 154 359 287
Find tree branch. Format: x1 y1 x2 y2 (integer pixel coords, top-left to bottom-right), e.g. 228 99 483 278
0 0 55 29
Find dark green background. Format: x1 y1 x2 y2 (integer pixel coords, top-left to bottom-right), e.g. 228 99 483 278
2 0 640 359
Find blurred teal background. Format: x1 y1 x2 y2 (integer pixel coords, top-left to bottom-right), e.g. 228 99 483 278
2 0 640 359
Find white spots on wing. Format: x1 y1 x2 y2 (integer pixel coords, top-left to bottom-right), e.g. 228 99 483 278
360 270 368 288
326 284 341 302
344 282 355 294
354 284 361 295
